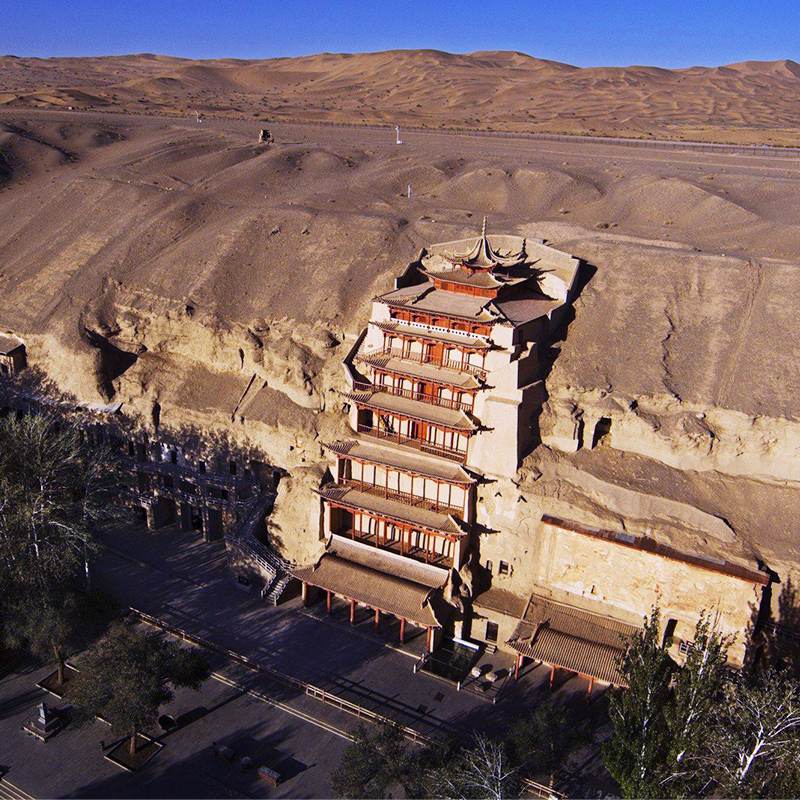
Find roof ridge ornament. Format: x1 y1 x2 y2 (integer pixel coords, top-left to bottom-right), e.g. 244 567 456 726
442 218 525 270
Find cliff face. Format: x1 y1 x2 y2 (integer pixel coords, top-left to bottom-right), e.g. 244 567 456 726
2 112 800 590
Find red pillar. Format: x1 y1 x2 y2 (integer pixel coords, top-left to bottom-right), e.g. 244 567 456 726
374 608 381 630
549 664 556 690
349 598 356 625
587 676 595 702
426 626 433 653
514 652 522 681
400 617 406 644
326 590 332 615
301 581 308 606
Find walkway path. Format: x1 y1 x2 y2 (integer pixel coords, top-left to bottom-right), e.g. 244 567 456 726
92 524 581 740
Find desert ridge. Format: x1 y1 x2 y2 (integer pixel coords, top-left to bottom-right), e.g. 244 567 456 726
4 49 800 144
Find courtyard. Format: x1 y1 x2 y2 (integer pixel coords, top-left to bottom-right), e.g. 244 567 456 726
0 655 349 799
0 522 615 797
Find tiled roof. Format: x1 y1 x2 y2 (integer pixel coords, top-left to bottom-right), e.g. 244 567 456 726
378 284 497 322
316 483 468 536
329 535 448 587
356 353 481 390
423 267 506 288
437 228 526 269
489 292 562 327
507 595 641 686
344 389 478 431
323 439 476 484
0 335 24 355
292 538 450 628
473 586 527 618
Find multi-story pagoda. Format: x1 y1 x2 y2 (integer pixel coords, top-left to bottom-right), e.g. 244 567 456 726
293 223 580 652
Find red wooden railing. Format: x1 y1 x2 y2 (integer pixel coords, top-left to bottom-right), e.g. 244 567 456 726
356 423 466 462
360 346 487 379
352 380 475 413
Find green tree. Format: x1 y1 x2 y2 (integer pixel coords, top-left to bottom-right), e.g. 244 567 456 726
508 697 590 785
2 587 114 685
330 722 409 798
664 612 733 796
603 606 675 798
70 622 210 757
0 412 129 594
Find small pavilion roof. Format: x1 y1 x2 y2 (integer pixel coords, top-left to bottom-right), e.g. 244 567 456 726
292 538 450 628
507 595 641 686
473 586 528 618
316 483 469 537
323 439 477 484
356 352 482 390
0 335 24 355
373 320 492 350
344 389 478 432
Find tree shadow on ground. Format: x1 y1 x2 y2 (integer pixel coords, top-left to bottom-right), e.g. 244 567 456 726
69 719 329 799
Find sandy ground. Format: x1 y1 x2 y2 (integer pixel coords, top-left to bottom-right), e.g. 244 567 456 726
2 109 800 409
1 106 799 590
4 50 800 145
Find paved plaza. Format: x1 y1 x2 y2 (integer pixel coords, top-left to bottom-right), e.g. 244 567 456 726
0 657 349 799
93 524 602 738
0 523 613 798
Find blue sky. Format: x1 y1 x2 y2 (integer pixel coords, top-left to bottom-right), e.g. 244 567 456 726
2 0 798 67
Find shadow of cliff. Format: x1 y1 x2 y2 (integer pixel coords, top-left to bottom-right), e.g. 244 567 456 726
522 258 597 463
745 575 800 680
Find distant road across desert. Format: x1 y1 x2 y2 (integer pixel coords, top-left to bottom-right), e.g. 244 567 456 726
4 107 800 186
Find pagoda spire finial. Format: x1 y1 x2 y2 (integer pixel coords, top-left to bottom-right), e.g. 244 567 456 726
481 216 487 238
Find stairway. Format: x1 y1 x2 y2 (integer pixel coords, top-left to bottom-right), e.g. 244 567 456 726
226 491 294 605
262 571 293 606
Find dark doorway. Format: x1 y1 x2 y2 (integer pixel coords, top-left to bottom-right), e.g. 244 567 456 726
190 506 203 533
205 508 224 540
593 417 612 447
486 621 499 643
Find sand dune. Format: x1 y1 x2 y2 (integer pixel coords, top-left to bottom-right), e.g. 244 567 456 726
3 50 800 144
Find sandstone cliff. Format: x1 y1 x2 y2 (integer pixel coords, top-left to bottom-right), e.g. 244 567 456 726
1 112 798 588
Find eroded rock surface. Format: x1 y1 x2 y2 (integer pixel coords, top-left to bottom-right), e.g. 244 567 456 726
1 113 799 587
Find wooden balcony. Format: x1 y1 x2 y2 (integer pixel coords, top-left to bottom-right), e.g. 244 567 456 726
360 346 487 379
356 424 466 463
352 380 474 413
340 477 464 516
